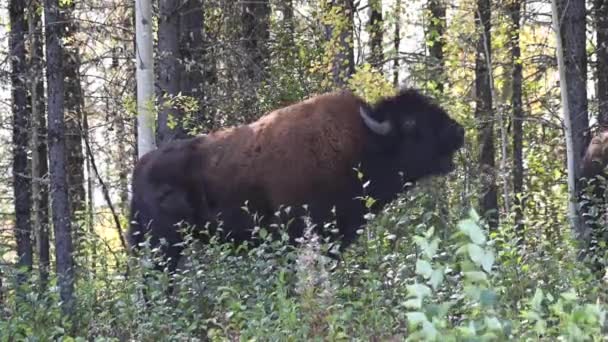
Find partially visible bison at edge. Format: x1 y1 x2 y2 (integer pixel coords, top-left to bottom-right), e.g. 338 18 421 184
128 88 465 274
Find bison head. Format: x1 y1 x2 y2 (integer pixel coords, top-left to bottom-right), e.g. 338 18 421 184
359 88 465 182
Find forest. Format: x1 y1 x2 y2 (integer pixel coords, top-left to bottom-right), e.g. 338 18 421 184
1 0 608 340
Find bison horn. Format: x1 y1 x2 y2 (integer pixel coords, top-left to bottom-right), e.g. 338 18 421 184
359 107 392 136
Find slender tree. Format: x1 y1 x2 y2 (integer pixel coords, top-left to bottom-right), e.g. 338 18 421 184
277 0 295 60
393 0 401 87
323 0 355 87
240 0 270 115
242 0 270 82
44 0 75 313
475 0 498 229
426 0 446 93
10 0 33 277
552 0 590 242
136 0 156 157
178 0 205 126
116 3 135 213
28 0 50 289
157 0 205 146
83 99 97 270
597 0 608 126
157 0 184 145
63 2 86 237
368 0 384 67
281 0 294 34
509 0 525 240
424 0 450 234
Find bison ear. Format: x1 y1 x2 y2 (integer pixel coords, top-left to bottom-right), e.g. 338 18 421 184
359 106 392 136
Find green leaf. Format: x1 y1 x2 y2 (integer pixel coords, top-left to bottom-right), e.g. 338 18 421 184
426 238 439 258
416 259 433 279
421 320 439 340
480 250 495 273
424 226 435 239
458 219 486 245
479 289 498 307
468 208 481 222
466 243 494 272
521 310 542 322
365 197 376 208
407 283 432 299
531 288 544 311
429 268 444 290
413 236 439 259
484 316 502 331
467 243 484 264
463 271 488 282
403 298 422 309
561 289 578 301
406 311 428 325
259 228 268 239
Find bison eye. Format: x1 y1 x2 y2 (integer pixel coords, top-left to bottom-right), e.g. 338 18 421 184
401 117 416 132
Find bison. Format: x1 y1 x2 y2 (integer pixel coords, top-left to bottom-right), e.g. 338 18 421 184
581 130 608 179
579 129 608 274
128 88 465 274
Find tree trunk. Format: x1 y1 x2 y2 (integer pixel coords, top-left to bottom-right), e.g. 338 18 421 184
425 0 449 233
597 0 608 126
475 0 498 229
281 0 294 34
63 2 86 250
158 0 205 145
426 0 446 93
131 5 140 160
118 4 135 214
368 0 383 67
242 0 270 84
115 111 130 216
157 0 184 145
28 0 50 289
83 106 97 272
178 0 205 130
393 0 401 87
324 0 355 87
9 0 33 277
136 0 156 157
44 0 75 314
509 0 525 241
240 0 270 116
552 0 590 242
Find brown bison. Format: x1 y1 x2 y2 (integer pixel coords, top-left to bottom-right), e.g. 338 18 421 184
128 88 465 274
581 130 608 179
579 130 608 277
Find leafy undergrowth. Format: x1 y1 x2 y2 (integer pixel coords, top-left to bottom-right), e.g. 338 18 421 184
1 193 607 341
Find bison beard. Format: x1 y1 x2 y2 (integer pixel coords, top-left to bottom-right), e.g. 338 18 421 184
128 88 465 275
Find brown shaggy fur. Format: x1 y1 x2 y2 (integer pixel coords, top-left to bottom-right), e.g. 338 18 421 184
200 91 367 210
581 130 608 178
128 88 465 276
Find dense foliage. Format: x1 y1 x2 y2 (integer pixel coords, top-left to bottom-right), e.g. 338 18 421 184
1 190 606 340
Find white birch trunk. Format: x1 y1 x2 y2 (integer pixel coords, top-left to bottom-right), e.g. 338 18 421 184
551 0 585 239
135 0 156 157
